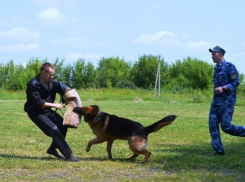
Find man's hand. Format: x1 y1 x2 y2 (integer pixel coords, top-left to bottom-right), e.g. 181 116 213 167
215 87 224 94
223 85 228 90
53 103 63 110
215 85 228 94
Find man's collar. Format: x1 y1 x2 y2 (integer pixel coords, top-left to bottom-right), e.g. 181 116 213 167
215 59 225 68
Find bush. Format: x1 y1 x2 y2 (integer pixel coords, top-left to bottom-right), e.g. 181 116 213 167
168 57 214 90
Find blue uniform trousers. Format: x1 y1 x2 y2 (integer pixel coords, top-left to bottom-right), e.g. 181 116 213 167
209 105 245 152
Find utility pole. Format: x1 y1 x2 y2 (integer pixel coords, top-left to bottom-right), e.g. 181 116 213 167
154 55 161 97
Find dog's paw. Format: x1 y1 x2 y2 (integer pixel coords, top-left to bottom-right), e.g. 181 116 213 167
138 161 146 164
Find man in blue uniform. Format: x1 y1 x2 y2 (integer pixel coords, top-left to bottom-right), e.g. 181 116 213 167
209 46 245 155
24 62 79 162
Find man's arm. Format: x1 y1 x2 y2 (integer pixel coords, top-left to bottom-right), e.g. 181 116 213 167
225 64 239 91
215 64 239 94
42 102 63 109
42 83 70 109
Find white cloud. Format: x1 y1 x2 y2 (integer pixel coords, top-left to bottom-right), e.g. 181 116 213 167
133 31 180 46
185 40 212 49
0 43 40 52
0 27 39 41
38 8 66 23
66 53 104 61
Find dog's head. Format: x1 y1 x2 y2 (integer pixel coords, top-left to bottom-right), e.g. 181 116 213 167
73 105 100 117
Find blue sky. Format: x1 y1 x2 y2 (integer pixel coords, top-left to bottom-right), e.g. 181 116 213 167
1 0 245 73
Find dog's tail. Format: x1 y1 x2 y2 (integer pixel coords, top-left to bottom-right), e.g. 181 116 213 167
144 115 177 135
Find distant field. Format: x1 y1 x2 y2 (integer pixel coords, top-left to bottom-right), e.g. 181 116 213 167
1 95 245 181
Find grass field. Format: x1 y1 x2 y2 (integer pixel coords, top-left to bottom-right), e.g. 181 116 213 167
1 89 245 181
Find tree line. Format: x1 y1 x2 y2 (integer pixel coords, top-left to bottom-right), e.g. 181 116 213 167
0 54 244 91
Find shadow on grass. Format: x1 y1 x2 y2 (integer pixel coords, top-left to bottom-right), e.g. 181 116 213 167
154 142 245 158
1 142 245 166
147 142 245 174
0 154 56 160
0 154 63 161
0 153 137 163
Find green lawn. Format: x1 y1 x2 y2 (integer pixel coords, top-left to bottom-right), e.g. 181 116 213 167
1 97 245 181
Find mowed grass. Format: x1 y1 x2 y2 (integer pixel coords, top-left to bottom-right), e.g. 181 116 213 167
1 97 245 181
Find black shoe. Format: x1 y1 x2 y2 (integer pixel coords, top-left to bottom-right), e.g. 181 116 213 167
47 148 64 159
65 155 80 162
209 151 225 156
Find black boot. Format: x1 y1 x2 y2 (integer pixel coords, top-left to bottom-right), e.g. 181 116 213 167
208 151 225 156
65 155 80 162
47 148 64 159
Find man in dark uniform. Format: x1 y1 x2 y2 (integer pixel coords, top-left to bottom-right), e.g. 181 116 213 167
209 46 245 155
24 62 79 162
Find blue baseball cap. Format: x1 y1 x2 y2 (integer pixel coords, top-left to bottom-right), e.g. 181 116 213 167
209 46 226 55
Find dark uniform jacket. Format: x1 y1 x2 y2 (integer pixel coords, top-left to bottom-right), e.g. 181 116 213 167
24 74 67 112
212 60 239 106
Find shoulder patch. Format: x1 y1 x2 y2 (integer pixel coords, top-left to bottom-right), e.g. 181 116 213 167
231 74 236 79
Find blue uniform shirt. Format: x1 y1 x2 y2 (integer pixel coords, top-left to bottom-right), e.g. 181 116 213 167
212 60 239 106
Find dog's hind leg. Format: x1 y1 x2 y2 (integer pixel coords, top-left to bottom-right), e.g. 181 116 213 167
128 153 139 159
86 137 105 152
106 140 114 159
139 149 151 163
128 135 151 163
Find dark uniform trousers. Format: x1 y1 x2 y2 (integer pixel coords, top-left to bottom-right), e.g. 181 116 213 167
27 109 72 158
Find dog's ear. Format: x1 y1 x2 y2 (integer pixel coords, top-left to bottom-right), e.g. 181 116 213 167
90 105 100 114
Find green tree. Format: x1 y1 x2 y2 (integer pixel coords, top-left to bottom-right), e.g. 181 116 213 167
71 58 86 89
3 60 18 90
53 58 65 79
0 63 5 87
97 57 130 88
61 64 73 87
130 55 169 89
168 57 213 90
85 62 98 88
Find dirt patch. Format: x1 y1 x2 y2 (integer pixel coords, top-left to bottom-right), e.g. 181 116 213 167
168 101 178 104
133 97 143 101
86 98 93 101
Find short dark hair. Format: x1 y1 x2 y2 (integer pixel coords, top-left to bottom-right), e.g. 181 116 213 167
40 63 55 73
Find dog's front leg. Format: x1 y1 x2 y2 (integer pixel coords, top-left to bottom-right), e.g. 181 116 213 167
106 140 114 159
86 137 105 152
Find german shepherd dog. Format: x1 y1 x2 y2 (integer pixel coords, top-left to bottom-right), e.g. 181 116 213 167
73 105 177 163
